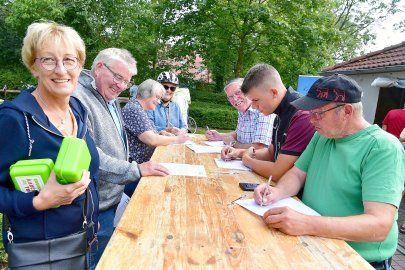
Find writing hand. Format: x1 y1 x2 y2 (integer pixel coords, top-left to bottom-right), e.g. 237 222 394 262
205 129 221 141
221 146 240 160
253 184 277 206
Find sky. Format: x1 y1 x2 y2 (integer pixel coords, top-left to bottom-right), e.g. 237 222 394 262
363 7 405 53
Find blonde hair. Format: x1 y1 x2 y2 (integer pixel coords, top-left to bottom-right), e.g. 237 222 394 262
21 21 86 69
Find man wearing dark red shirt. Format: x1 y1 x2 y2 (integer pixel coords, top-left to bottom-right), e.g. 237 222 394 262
221 64 315 182
382 107 405 138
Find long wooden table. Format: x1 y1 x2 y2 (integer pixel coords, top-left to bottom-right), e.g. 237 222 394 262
97 136 373 269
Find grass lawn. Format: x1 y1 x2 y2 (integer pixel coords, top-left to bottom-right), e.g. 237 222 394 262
0 214 7 269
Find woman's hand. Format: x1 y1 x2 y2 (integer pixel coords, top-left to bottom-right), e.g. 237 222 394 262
33 170 90 210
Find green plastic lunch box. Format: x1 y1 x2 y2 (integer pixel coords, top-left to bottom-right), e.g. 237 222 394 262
10 137 91 192
10 159 54 193
54 137 91 185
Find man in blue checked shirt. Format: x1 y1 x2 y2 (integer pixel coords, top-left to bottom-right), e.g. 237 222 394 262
206 78 275 149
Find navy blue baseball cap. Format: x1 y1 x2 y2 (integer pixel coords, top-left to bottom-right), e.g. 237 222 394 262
291 74 363 110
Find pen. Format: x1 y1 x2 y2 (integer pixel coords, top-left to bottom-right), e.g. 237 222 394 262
261 175 272 207
206 125 210 132
210 171 239 175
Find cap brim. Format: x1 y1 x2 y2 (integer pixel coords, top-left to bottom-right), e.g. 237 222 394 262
290 96 331 111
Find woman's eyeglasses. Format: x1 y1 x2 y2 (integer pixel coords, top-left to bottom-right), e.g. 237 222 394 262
103 63 132 89
36 57 79 71
163 85 176 92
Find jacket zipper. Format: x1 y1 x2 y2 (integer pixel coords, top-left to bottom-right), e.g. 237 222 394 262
32 115 87 139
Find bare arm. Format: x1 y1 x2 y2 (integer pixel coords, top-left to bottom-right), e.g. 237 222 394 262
254 166 306 205
256 166 396 242
232 142 267 150
243 150 299 181
138 130 188 147
206 130 236 142
263 201 396 242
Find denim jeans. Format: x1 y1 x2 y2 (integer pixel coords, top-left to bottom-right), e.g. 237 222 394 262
370 257 392 270
88 206 117 270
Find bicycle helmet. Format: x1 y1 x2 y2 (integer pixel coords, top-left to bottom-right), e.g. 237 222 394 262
157 71 179 85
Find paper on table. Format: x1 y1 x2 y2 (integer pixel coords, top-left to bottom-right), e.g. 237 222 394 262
202 140 225 147
186 143 222 153
113 193 130 227
173 140 194 145
160 162 207 177
236 198 320 217
214 158 251 171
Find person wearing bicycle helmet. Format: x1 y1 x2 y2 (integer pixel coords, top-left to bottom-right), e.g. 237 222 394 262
146 71 187 136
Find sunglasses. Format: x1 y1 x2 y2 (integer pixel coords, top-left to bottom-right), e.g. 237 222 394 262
163 85 176 92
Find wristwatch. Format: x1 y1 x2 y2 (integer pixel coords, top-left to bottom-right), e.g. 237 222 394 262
229 140 237 147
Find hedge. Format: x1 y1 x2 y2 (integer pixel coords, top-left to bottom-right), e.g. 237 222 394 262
189 101 237 130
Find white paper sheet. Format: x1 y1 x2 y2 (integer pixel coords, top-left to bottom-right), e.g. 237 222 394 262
202 140 225 147
236 198 320 217
113 193 131 227
173 140 194 145
186 143 222 153
214 158 251 171
160 162 207 177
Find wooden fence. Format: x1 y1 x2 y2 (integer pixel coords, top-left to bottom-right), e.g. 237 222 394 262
1 86 20 98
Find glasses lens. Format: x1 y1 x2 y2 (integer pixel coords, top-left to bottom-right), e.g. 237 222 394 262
104 63 130 88
63 57 78 70
163 85 176 91
40 57 56 71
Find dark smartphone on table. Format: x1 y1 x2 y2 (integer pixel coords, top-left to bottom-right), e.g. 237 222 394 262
239 182 259 191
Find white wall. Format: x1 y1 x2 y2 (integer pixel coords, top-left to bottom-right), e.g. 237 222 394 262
347 71 405 124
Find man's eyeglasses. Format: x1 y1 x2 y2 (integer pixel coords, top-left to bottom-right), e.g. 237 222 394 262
103 63 132 89
309 104 345 121
36 57 79 71
227 90 243 100
163 85 176 92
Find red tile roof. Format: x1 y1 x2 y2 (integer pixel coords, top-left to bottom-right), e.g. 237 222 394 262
322 41 405 74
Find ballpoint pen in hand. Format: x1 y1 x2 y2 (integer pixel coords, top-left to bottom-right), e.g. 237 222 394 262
261 175 273 207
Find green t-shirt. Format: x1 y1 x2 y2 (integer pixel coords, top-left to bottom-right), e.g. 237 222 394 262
296 125 405 262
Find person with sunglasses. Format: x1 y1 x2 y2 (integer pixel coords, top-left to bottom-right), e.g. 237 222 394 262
147 71 187 136
73 48 169 269
254 74 404 270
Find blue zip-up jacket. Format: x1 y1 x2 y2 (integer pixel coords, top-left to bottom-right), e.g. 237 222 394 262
146 101 186 132
0 89 99 247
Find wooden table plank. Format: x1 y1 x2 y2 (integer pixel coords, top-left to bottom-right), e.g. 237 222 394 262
97 136 373 270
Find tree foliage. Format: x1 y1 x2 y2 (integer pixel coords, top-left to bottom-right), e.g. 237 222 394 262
0 0 401 90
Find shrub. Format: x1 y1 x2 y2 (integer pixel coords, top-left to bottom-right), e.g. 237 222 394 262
189 101 237 130
191 90 229 105
0 66 35 90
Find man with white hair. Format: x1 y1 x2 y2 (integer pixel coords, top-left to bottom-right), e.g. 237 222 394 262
206 78 274 149
74 48 169 268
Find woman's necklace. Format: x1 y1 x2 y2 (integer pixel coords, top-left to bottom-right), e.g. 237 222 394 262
37 91 70 131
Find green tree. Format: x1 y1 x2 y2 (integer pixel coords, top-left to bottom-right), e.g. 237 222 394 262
333 0 402 60
173 0 340 89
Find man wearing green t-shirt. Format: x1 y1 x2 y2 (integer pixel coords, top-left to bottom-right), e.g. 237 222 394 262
253 74 404 270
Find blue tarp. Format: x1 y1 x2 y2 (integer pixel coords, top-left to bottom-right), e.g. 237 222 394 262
297 75 322 95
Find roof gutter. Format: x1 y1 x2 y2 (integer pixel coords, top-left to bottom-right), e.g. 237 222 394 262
320 65 405 76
